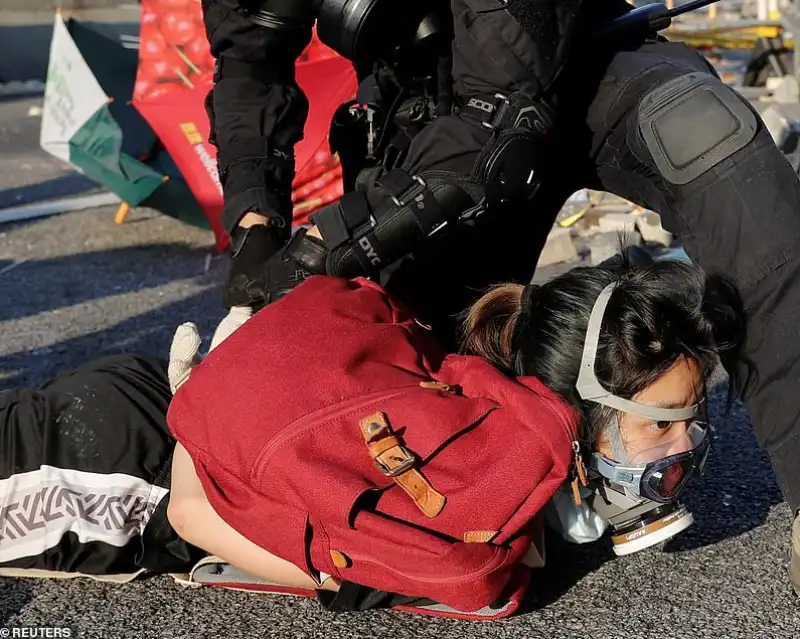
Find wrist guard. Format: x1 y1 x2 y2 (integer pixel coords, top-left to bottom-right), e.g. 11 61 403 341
310 168 480 278
282 227 330 274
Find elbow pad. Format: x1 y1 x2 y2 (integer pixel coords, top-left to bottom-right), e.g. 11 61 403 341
310 168 481 278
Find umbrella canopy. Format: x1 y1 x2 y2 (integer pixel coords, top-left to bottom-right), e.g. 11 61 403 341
39 12 209 230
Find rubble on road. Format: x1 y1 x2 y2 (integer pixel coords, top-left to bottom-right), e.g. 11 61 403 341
581 230 643 266
536 227 578 267
536 190 677 270
636 210 674 247
596 212 639 234
761 103 800 153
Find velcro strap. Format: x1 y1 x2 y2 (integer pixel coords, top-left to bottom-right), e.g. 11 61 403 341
340 191 371 229
310 203 349 250
217 138 292 177
358 412 445 519
461 92 554 135
284 228 328 274
495 93 552 133
376 169 417 202
377 170 445 236
310 192 372 250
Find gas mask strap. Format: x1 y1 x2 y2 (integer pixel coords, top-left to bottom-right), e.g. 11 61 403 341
606 415 631 466
575 282 700 422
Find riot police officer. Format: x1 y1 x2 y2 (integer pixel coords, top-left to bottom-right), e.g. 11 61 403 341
202 0 800 595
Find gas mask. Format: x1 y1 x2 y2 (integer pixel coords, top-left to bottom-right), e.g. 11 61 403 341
572 282 712 556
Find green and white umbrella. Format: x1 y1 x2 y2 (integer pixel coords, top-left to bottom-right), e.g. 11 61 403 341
39 12 208 227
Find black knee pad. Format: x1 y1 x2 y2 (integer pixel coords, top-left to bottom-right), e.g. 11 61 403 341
637 71 758 185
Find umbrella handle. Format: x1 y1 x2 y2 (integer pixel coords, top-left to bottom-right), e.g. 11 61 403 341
115 202 130 225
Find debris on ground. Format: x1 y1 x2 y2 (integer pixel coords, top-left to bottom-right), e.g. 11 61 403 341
537 190 676 270
537 227 579 267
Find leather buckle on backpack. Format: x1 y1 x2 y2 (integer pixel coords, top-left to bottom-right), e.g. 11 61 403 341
359 411 446 517
374 446 416 477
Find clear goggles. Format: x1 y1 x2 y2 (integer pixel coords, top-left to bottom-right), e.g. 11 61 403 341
589 419 712 503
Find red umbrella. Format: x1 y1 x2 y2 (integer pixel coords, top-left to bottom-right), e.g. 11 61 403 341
131 0 357 250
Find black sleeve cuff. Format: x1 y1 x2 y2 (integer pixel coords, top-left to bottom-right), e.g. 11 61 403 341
221 186 292 235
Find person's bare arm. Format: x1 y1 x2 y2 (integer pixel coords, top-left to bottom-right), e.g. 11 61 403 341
240 212 323 241
167 442 338 591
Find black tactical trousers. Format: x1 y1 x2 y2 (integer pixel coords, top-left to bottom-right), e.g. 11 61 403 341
381 36 800 515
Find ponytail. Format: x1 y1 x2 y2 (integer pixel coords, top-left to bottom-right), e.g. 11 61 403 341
460 283 526 371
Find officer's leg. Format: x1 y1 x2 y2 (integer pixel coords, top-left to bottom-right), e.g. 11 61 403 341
584 39 800 516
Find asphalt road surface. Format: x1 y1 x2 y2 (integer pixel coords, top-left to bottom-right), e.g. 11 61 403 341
1 96 799 639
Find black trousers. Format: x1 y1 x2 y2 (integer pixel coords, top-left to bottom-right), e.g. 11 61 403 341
381 37 800 515
0 356 202 577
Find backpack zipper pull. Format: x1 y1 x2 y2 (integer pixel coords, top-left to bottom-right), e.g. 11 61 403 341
570 440 589 506
419 380 460 394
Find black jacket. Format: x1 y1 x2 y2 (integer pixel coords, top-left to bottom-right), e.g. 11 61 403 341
202 0 630 235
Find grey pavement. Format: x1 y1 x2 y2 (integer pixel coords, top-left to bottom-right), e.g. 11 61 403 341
0 98 101 209
1 96 800 638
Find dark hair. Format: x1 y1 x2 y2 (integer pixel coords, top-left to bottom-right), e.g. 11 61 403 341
459 250 751 445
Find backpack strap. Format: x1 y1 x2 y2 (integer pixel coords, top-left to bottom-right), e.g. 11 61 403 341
359 412 446 518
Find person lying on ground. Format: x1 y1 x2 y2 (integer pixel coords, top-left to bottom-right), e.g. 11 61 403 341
0 252 748 616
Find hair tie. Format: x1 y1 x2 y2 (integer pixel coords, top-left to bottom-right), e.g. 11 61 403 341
512 285 538 375
521 284 538 316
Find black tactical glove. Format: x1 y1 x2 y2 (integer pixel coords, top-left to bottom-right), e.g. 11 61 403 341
223 224 290 309
243 228 330 310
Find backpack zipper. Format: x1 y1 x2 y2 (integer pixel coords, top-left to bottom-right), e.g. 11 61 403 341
251 384 421 482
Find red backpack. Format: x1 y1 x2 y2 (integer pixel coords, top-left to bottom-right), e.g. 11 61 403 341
167 276 579 619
